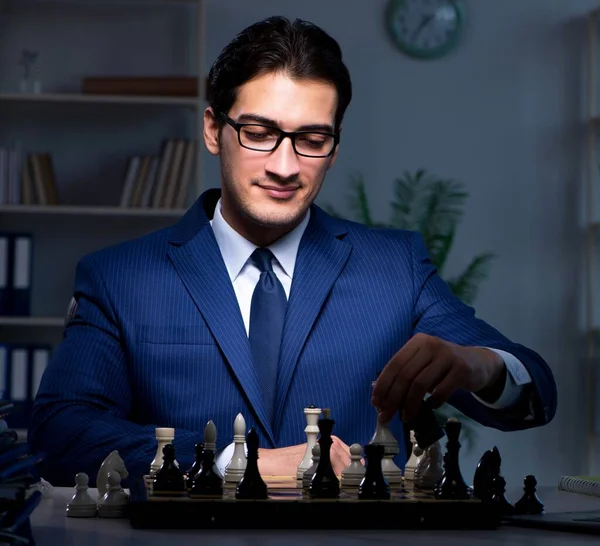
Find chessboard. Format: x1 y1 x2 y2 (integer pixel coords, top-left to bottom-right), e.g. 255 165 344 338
127 475 503 530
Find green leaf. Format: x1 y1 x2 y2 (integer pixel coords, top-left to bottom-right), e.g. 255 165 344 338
390 170 424 230
427 227 455 276
348 174 376 226
446 252 495 306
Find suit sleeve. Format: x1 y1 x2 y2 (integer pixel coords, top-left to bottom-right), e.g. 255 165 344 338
27 255 199 486
409 232 557 431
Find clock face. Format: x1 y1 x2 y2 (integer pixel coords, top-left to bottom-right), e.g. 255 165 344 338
385 0 465 59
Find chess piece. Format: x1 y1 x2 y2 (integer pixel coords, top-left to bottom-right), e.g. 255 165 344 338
434 418 471 500
65 472 97 518
309 408 340 498
403 430 424 481
341 443 365 489
185 443 204 492
296 406 321 481
224 413 247 487
236 428 268 499
473 446 501 501
359 443 390 500
190 438 223 497
514 475 544 515
153 444 185 496
490 475 515 515
302 444 320 491
413 440 443 490
368 383 402 486
204 419 222 479
149 427 175 476
96 450 129 501
405 398 445 449
97 471 128 518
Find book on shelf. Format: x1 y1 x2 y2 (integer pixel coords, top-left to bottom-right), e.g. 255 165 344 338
558 475 600 497
119 138 196 210
0 148 59 206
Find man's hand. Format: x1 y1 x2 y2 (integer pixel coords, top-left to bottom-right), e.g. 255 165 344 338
371 333 505 423
257 436 351 477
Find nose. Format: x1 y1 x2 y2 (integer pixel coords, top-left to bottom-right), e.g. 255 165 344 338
264 136 301 181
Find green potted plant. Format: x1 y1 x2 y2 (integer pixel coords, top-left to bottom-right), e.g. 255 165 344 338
325 169 495 451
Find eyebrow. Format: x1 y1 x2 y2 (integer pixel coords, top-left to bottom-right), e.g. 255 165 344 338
236 113 335 134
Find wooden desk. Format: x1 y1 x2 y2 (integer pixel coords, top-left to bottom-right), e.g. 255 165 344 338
27 486 600 545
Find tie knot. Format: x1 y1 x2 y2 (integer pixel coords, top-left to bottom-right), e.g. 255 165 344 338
250 247 275 273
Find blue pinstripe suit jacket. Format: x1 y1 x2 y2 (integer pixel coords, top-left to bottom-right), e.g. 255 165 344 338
28 189 556 486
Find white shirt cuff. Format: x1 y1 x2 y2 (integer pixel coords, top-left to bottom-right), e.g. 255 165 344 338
215 442 235 476
472 348 532 409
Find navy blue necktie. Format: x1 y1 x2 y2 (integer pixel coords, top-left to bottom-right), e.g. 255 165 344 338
248 248 287 426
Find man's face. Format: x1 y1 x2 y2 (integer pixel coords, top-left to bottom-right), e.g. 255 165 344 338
204 71 339 245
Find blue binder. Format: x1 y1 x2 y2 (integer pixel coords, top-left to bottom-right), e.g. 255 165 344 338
0 233 32 317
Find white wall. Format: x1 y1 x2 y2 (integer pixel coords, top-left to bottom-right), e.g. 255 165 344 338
203 0 597 486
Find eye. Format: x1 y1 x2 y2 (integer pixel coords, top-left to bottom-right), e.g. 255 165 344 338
241 127 276 141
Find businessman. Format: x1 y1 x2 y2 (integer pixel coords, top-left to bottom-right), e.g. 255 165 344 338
28 16 557 486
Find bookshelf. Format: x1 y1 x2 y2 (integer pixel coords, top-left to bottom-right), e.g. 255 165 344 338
0 92 200 108
0 0 208 422
0 203 187 217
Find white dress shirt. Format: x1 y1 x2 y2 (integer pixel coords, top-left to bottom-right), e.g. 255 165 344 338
209 199 531 472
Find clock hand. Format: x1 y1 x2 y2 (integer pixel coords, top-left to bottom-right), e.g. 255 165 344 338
411 13 435 43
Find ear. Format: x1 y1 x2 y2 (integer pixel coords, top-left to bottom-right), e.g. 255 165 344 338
326 125 343 170
203 107 221 156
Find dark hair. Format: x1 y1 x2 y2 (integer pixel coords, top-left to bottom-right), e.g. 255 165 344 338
207 16 352 133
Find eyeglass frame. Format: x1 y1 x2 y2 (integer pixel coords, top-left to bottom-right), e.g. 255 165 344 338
218 112 340 158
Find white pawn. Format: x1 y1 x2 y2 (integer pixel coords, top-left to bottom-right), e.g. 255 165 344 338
98 471 129 518
403 430 424 482
368 418 403 486
224 413 246 487
65 473 97 518
204 419 222 479
302 444 320 490
296 406 321 481
150 427 175 476
341 444 365 489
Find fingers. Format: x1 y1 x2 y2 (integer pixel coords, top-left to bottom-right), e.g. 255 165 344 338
376 340 434 422
331 436 351 476
402 358 450 422
372 337 420 407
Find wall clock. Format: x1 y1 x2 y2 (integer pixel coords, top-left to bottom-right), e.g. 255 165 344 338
385 0 466 60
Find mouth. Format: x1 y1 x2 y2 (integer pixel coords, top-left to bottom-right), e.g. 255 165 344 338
258 185 300 200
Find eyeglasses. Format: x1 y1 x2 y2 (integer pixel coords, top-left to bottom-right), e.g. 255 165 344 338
219 112 339 158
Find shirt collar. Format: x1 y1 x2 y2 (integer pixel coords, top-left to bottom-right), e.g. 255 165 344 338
210 198 310 282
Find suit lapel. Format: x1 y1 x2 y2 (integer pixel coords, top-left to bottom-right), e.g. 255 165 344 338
167 191 275 446
274 210 352 432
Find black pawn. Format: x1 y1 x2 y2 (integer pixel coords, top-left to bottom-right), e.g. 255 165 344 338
309 409 340 498
514 475 544 515
185 442 204 491
153 443 185 495
434 419 470 500
236 428 268 500
190 441 223 497
358 443 390 500
490 475 515 515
